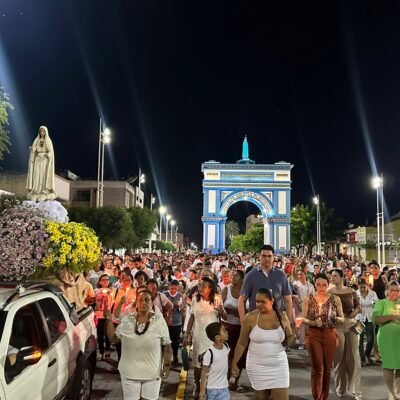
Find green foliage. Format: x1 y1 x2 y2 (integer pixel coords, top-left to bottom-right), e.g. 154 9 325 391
225 220 240 239
228 225 264 252
290 204 314 253
68 206 157 250
126 207 157 249
0 88 13 160
68 206 134 250
291 202 344 254
153 240 175 252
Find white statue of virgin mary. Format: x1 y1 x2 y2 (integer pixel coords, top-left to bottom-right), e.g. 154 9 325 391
26 126 56 201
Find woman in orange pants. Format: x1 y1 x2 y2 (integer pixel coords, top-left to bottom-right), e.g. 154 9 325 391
300 273 344 400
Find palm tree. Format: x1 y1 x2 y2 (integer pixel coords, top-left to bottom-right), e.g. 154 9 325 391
225 220 240 246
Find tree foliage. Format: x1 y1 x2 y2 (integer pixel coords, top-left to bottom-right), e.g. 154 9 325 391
290 204 314 254
126 207 157 249
0 88 13 160
68 206 157 250
291 202 344 254
153 240 176 252
68 206 133 250
225 219 240 247
228 224 264 252
225 220 240 239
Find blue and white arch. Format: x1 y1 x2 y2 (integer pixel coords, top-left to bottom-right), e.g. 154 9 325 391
201 137 293 254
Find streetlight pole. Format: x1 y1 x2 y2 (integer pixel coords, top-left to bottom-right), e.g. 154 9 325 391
96 119 111 208
372 176 383 266
170 220 176 244
313 195 321 255
166 215 171 242
159 206 166 241
96 119 102 208
138 168 145 191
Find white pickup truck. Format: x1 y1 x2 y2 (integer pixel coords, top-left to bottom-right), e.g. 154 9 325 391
0 282 97 400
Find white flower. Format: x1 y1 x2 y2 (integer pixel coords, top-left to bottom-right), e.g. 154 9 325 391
22 200 68 223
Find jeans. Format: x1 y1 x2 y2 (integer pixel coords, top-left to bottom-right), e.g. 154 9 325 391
359 321 375 362
207 387 230 400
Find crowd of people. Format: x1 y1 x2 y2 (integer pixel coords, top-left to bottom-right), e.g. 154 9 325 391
82 247 400 400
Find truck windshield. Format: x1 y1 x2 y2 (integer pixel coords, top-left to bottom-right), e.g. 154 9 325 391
0 311 7 341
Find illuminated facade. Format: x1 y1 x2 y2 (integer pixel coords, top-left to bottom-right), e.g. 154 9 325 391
201 137 293 254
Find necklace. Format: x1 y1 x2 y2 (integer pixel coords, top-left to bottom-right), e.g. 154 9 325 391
134 315 151 335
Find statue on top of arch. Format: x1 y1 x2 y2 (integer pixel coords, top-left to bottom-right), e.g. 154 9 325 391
236 135 255 164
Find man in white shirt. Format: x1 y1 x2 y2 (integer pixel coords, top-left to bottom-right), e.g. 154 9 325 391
356 279 378 366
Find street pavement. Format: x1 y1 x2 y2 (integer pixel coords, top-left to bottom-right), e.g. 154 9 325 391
91 348 387 399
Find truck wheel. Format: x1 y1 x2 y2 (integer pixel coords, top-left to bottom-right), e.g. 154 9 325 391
75 360 92 400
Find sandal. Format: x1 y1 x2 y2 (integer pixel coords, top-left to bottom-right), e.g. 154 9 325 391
236 385 245 393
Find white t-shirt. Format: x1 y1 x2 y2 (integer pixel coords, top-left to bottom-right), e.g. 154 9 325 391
202 344 230 389
116 313 171 379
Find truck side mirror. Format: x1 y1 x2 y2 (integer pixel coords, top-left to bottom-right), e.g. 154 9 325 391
19 346 42 365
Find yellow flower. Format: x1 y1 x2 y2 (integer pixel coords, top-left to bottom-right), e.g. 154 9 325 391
42 221 100 273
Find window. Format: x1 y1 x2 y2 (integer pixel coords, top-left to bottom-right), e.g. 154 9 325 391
74 190 90 202
38 298 67 344
5 303 47 382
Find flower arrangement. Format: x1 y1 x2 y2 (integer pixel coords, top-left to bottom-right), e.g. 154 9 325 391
42 221 101 274
23 200 69 223
0 206 48 280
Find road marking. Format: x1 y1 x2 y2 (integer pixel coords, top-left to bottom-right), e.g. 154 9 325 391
175 367 188 400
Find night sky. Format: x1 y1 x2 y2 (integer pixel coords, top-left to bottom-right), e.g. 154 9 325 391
1 1 400 245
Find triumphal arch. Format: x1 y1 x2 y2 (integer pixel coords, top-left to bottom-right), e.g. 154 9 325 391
201 136 293 254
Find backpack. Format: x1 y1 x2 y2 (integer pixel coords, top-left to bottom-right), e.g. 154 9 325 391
198 342 229 368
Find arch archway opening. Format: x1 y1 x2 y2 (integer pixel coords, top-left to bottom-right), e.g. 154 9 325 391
226 201 263 235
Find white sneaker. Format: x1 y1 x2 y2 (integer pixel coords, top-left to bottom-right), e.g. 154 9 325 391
353 393 363 400
336 391 344 398
298 345 305 350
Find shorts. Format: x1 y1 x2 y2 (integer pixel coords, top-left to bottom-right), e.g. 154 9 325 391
120 375 162 400
207 387 230 400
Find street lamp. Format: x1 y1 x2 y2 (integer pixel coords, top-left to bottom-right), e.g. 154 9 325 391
166 214 171 242
159 206 166 240
96 119 111 208
313 195 321 255
138 168 145 191
372 175 384 266
170 220 176 243
150 194 156 210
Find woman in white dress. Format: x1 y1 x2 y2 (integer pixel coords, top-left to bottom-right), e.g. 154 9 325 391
231 288 295 400
184 277 227 399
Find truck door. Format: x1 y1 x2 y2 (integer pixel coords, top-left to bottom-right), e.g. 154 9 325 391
4 302 58 400
37 298 70 393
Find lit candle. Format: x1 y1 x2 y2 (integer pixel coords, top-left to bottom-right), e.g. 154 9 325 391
214 294 222 309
